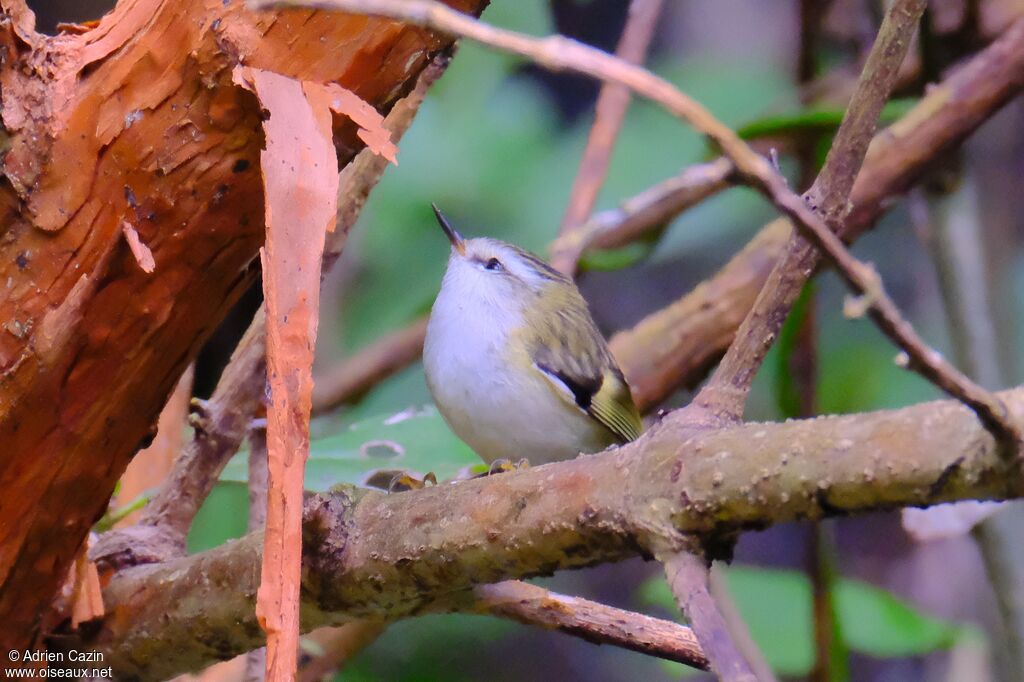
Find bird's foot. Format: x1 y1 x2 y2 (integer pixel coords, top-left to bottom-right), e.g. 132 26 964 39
375 470 437 493
484 458 531 476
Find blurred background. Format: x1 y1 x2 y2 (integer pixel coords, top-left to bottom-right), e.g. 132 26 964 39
29 0 1024 679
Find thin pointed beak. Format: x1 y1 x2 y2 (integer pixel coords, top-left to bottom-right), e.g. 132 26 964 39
432 203 465 256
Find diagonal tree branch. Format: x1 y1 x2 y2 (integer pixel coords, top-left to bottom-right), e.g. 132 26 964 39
613 15 1024 410
86 386 1024 679
554 0 664 274
468 581 708 670
694 0 926 421
550 157 734 272
658 548 759 682
312 316 429 413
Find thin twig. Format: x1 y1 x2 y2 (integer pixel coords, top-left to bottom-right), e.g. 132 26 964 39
256 0 1021 450
471 580 709 670
554 0 663 273
660 550 759 681
244 426 269 682
614 18 1024 410
312 316 429 413
550 157 734 272
696 0 926 420
793 8 840 677
296 578 710 677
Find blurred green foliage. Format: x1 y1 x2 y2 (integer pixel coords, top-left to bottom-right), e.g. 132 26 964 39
638 565 980 677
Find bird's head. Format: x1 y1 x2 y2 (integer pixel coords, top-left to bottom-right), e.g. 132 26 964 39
431 204 572 313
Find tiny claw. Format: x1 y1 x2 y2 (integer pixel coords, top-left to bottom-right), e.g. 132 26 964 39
488 459 515 475
187 398 213 434
484 459 530 476
189 397 211 417
387 471 437 493
388 474 420 493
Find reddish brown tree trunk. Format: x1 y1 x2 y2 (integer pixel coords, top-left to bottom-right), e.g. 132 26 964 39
0 0 484 648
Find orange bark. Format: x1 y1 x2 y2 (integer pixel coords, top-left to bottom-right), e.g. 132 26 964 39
240 65 342 680
0 0 484 648
114 365 193 528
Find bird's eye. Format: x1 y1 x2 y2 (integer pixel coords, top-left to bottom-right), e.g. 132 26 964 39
484 257 503 271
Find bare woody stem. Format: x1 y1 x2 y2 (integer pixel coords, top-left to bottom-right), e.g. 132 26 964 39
297 622 389 681
468 581 708 670
695 0 926 421
550 157 734 273
244 427 269 682
659 549 759 681
614 17 1024 411
299 583 711 678
312 316 429 412
91 310 269 568
554 0 664 273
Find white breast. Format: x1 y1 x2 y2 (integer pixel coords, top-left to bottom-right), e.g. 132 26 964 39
423 260 610 464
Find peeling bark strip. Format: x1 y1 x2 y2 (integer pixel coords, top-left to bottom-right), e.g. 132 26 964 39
235 64 397 680
92 388 1024 679
239 66 340 681
0 0 486 649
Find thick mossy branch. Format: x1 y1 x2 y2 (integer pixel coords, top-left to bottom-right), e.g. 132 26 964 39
89 388 1024 679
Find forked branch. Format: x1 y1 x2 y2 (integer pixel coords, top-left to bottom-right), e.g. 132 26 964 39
696 0 926 420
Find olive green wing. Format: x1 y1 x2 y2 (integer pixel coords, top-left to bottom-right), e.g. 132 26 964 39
589 366 642 442
529 300 642 444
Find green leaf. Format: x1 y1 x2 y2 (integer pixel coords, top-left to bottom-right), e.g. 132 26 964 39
835 579 963 657
577 240 657 272
736 98 917 142
220 405 483 492
638 565 976 677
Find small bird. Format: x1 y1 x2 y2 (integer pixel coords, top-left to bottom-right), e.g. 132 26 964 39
423 205 642 466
